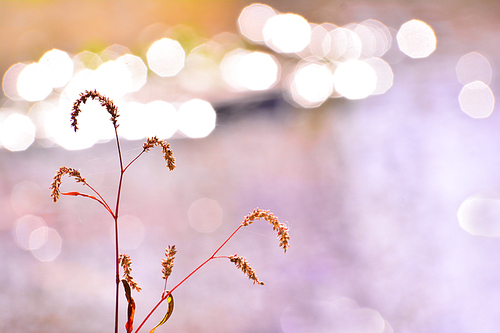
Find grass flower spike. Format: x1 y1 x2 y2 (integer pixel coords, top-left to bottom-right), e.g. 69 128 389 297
50 166 86 202
71 89 119 131
229 255 265 285
50 90 289 333
143 136 176 171
162 245 177 280
119 253 142 292
241 208 290 253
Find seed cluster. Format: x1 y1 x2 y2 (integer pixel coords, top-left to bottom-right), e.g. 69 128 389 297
50 166 87 202
241 208 290 253
71 89 119 131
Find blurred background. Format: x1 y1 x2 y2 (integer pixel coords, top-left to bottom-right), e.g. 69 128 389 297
1 0 500 332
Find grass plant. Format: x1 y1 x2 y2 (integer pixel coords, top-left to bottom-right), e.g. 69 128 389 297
49 90 290 333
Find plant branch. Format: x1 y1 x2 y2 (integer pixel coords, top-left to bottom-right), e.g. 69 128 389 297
134 225 244 332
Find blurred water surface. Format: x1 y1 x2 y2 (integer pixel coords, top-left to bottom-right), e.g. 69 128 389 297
2 1 500 332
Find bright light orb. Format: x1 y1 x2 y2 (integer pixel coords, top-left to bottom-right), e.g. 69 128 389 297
3 63 27 100
188 198 223 233
456 52 492 85
333 60 377 100
118 102 148 141
364 57 394 95
397 19 436 58
221 49 279 91
263 13 311 53
39 49 74 88
147 38 186 77
144 101 178 139
93 60 133 100
238 3 276 43
17 63 53 101
458 195 500 237
292 63 334 107
360 19 392 58
0 113 36 151
323 28 347 61
307 24 329 59
15 215 47 250
459 81 495 118
178 99 216 138
220 49 248 91
116 54 148 92
31 227 62 261
237 51 279 91
45 104 103 150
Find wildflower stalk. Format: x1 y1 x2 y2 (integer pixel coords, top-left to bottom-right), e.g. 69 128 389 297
52 90 287 333
134 208 289 332
54 90 176 333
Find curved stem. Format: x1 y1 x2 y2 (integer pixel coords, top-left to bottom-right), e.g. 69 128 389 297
61 191 114 218
114 126 124 333
123 150 146 173
134 225 244 333
85 182 114 217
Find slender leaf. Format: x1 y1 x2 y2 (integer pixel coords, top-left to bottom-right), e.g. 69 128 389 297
122 280 136 333
149 292 174 333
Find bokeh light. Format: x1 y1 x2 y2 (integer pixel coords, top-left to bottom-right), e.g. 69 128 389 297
15 215 46 250
144 100 178 139
263 13 311 53
238 3 276 43
180 44 220 92
93 60 133 100
456 52 492 85
147 38 186 77
459 81 495 118
73 51 103 72
30 227 62 261
291 62 334 108
303 24 330 59
333 59 377 100
177 99 216 138
323 27 345 61
397 19 436 58
116 54 148 92
29 226 48 250
458 195 500 237
188 198 223 233
39 49 74 88
3 63 27 100
28 100 58 142
360 19 392 58
349 23 377 58
221 49 279 91
117 101 148 141
59 68 96 107
45 100 112 150
11 181 44 216
17 62 53 101
119 101 177 141
14 214 63 262
0 113 36 151
364 57 394 95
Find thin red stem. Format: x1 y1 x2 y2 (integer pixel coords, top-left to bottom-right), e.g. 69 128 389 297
123 150 146 173
85 182 114 217
114 126 124 333
61 191 114 217
134 225 244 333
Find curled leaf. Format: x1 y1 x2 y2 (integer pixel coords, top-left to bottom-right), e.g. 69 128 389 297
122 280 136 333
149 291 174 333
